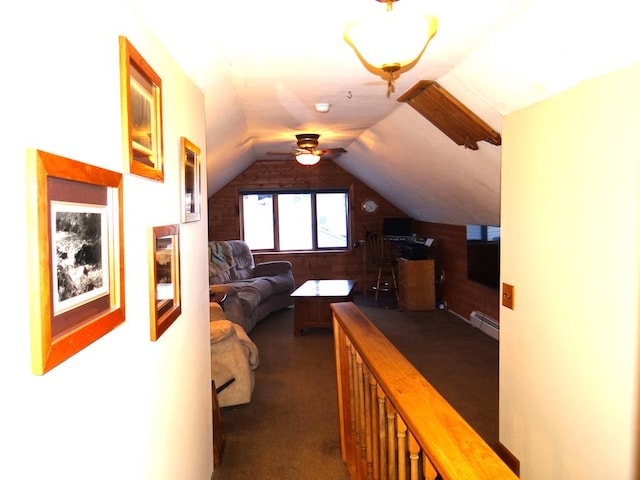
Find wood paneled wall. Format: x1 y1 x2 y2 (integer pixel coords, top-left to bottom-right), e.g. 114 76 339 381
207 160 499 321
412 221 500 322
208 159 405 292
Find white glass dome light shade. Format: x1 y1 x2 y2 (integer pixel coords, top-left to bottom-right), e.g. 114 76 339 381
296 153 321 166
344 2 438 72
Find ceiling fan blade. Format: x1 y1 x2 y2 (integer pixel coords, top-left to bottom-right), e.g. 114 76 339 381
318 148 347 154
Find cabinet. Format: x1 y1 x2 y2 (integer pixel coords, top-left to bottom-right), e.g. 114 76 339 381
398 258 435 311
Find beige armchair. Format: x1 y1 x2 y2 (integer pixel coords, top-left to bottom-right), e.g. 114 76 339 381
210 302 259 407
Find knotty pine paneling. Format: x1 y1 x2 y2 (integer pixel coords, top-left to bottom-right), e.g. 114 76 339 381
412 221 500 322
208 159 405 292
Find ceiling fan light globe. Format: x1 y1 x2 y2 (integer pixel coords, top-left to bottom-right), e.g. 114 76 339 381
296 153 321 166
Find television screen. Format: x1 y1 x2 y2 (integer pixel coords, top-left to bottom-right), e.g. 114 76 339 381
466 224 500 289
382 217 413 238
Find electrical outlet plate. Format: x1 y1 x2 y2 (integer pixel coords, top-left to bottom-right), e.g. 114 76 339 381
502 283 514 309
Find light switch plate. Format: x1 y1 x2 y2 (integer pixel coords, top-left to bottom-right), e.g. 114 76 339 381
502 283 514 309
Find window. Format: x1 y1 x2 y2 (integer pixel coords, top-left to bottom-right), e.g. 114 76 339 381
242 190 350 252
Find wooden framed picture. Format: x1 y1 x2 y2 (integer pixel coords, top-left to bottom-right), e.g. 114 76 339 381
149 224 181 341
26 149 125 375
180 137 201 223
119 35 164 182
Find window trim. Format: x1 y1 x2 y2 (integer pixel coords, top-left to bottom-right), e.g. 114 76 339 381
240 188 351 253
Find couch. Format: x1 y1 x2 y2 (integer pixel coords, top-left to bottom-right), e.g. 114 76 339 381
208 240 295 333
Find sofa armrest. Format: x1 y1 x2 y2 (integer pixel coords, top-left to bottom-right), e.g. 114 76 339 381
254 260 292 277
209 284 237 296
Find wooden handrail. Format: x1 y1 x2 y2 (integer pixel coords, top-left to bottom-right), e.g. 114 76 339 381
331 302 518 480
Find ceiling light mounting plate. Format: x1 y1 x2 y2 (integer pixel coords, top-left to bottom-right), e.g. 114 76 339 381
296 133 320 150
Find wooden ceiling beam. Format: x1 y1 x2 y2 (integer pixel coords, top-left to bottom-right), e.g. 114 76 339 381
397 81 501 150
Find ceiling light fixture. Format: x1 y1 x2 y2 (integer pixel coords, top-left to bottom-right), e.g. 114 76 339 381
313 103 331 113
344 0 438 97
296 152 321 166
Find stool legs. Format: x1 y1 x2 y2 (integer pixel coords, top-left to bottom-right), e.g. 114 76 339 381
374 264 399 303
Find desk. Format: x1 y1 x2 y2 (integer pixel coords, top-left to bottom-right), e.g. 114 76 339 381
291 279 355 336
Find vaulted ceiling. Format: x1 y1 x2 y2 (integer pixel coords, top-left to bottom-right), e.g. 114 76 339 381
134 0 638 226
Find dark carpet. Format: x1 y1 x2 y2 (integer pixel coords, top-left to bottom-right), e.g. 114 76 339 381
212 294 498 479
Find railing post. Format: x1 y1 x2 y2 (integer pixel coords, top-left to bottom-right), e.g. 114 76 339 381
377 386 388 480
387 403 397 480
397 416 407 480
370 376 380 480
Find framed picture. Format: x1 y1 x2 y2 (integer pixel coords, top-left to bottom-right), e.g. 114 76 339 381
119 35 164 182
180 137 201 223
149 224 181 341
26 149 125 375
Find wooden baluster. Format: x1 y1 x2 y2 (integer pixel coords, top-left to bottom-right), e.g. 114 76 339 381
408 431 420 480
397 416 407 480
377 386 388 480
422 452 438 480
348 340 359 476
356 352 367 479
363 364 373 479
369 375 380 480
333 321 346 463
387 403 397 480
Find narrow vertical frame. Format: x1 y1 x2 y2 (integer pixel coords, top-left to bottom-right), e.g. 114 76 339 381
26 149 125 375
180 137 201 223
119 35 164 182
149 224 181 341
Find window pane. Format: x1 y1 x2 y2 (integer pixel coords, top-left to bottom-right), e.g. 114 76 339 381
317 193 348 248
278 193 312 250
242 194 274 250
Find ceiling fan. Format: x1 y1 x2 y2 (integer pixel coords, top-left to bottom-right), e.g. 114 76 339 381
267 133 347 165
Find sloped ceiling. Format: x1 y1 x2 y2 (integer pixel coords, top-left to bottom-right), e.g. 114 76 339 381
133 0 639 226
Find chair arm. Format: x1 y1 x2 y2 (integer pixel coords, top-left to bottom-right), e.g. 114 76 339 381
254 261 292 277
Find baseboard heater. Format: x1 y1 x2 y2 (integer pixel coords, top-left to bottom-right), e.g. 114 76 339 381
470 311 499 340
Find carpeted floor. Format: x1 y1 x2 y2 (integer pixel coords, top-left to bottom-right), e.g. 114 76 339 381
212 294 498 479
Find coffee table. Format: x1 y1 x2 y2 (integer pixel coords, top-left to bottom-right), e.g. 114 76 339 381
291 279 355 336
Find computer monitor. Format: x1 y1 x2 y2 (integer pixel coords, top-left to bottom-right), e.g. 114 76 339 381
382 217 412 238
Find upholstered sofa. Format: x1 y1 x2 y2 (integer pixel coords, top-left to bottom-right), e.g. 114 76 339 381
208 240 295 333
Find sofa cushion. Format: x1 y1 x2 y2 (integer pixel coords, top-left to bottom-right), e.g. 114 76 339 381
225 240 255 280
262 274 295 295
209 241 236 283
232 278 275 313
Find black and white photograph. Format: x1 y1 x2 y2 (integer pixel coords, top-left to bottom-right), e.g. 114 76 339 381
51 202 109 315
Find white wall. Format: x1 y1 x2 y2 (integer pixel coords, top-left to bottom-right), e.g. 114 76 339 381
0 2 212 479
500 63 640 479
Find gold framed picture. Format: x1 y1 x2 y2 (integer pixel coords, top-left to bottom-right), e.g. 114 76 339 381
149 224 181 341
26 149 125 375
180 137 201 223
119 35 164 182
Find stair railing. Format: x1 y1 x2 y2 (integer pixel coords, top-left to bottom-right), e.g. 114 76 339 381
331 302 517 480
